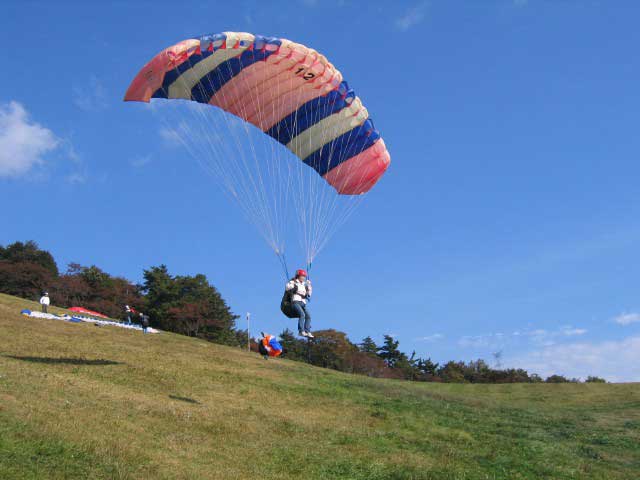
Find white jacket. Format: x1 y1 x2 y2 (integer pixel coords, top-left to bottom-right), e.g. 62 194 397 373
40 296 50 306
286 279 312 304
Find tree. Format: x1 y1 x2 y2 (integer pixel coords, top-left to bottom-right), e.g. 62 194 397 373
350 351 390 378
529 373 544 383
0 240 58 276
378 335 407 368
545 375 570 383
50 263 142 318
0 241 58 298
0 261 55 299
463 359 492 383
141 265 175 321
279 329 307 361
142 265 239 344
414 357 440 380
308 329 360 372
438 361 467 383
585 376 606 383
358 336 379 355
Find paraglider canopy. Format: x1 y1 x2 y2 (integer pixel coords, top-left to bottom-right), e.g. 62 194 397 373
68 307 108 318
125 31 390 273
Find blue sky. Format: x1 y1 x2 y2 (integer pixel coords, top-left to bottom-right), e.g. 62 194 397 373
2 0 640 381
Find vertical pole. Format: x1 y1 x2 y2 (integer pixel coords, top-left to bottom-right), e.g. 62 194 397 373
247 312 251 352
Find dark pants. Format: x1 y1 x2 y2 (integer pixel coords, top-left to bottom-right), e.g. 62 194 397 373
42 305 48 314
292 301 311 333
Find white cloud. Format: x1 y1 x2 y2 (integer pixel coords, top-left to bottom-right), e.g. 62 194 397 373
0 101 60 178
561 327 587 336
458 326 587 349
131 154 152 168
61 136 88 184
509 336 640 382
459 333 504 348
159 127 183 147
395 2 428 32
73 75 108 111
415 333 443 342
614 312 640 326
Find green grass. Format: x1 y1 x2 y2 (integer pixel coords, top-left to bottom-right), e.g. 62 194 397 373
1 292 639 479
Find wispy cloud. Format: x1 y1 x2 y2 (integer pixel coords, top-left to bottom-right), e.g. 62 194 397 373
513 0 529 7
614 312 640 326
395 2 428 32
131 154 152 168
458 325 587 349
459 332 507 349
62 139 88 184
73 75 108 111
508 336 640 382
0 101 60 178
415 333 444 342
561 326 588 336
159 127 183 147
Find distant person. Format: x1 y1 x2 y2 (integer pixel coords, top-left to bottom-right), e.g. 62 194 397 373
140 313 150 334
124 305 137 325
284 269 314 338
39 292 50 314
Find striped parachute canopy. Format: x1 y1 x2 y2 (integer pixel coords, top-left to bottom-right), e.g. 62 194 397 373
125 32 390 272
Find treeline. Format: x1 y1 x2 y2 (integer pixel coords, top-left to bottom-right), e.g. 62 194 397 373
270 330 606 384
0 241 243 347
1 241 606 384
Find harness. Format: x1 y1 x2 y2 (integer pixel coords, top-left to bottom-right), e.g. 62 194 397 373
280 281 308 318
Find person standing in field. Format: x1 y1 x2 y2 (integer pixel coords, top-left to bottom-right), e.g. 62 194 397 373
39 292 50 313
140 312 150 333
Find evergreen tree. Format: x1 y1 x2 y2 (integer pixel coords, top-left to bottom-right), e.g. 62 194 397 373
0 241 58 298
585 376 606 383
377 335 407 369
415 357 439 377
0 240 58 276
359 336 379 355
142 265 239 343
279 329 307 361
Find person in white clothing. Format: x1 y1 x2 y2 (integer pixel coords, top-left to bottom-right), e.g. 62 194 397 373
285 269 314 338
39 292 50 314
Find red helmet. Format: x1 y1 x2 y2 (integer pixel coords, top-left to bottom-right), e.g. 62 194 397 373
296 269 307 278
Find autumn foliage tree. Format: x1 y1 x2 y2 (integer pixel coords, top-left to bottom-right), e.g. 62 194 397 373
0 241 58 299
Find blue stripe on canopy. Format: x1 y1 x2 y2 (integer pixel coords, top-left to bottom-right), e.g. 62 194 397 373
265 82 354 145
152 35 227 99
190 40 281 103
151 35 283 103
303 119 380 176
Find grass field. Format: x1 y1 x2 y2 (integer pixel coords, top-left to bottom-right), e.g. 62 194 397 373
1 292 639 479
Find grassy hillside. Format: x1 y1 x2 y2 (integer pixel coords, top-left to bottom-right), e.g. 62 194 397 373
0 292 639 480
